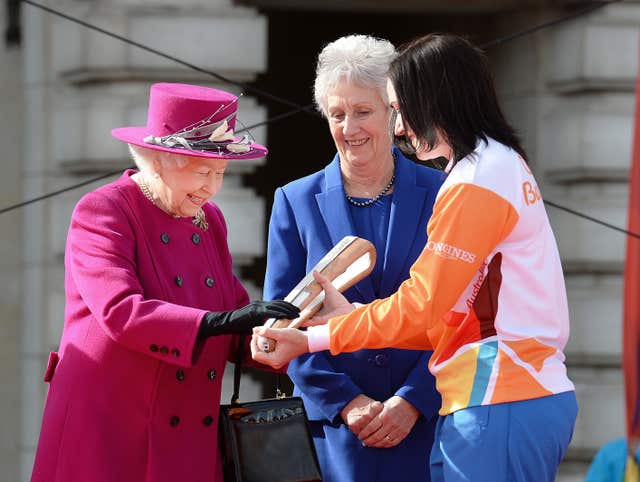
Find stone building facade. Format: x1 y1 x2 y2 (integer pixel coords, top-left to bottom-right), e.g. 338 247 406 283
0 1 637 480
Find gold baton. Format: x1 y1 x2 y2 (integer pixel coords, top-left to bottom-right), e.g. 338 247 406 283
259 236 376 353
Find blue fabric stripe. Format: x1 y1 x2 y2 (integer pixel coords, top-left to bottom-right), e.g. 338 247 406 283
468 341 499 406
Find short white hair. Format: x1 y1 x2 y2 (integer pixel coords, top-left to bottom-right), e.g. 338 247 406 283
128 144 189 173
314 35 396 117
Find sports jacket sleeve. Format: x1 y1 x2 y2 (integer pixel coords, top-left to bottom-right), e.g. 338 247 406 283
328 183 519 354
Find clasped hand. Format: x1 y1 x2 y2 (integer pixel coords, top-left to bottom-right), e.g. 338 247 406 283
341 395 419 448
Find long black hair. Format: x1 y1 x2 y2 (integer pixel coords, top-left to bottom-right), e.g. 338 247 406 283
389 33 527 166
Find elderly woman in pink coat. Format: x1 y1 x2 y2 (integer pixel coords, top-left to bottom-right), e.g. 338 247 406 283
30 83 299 482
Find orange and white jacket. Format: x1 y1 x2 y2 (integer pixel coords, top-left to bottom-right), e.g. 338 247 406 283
309 137 575 415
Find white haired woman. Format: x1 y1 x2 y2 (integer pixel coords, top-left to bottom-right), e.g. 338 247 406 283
30 83 299 482
263 35 444 482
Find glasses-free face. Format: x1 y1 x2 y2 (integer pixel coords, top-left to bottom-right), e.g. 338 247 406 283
154 156 228 218
326 79 392 171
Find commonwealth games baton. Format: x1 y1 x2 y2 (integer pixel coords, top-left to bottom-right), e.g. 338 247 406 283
259 236 376 353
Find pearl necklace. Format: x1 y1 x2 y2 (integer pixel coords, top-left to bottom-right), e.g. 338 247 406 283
135 174 209 231
345 153 397 208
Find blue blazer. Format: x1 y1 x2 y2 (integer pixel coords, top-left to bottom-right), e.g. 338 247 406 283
264 150 444 482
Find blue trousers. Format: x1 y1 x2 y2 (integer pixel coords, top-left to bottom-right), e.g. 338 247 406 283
430 391 578 482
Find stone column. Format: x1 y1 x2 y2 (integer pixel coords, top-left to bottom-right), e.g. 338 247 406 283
493 3 639 480
0 2 24 481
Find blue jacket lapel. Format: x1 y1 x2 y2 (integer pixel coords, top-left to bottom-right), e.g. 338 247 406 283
315 155 352 247
315 154 376 302
380 152 429 297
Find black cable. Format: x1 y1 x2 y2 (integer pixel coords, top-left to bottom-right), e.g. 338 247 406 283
480 0 621 49
544 200 640 240
237 107 316 132
0 109 301 216
5 0 638 241
0 169 127 215
20 0 319 117
0 105 310 216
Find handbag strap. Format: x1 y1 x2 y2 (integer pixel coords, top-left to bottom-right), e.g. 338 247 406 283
231 336 284 404
231 336 244 405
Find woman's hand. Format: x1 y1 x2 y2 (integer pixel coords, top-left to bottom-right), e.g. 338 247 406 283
303 270 355 327
359 396 420 448
340 394 384 438
250 326 310 368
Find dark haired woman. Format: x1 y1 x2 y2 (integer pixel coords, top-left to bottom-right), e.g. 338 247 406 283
252 33 578 482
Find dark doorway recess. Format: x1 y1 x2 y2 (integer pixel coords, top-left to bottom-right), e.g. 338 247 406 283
242 7 493 293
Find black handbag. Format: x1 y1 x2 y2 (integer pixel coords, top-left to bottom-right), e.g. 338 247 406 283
218 337 322 482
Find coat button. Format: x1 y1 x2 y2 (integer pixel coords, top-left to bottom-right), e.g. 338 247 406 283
202 415 213 426
149 344 159 352
208 369 217 380
374 354 389 367
174 276 183 287
169 416 180 427
160 346 169 355
191 233 201 245
160 233 170 244
205 277 215 288
171 348 180 358
176 369 185 381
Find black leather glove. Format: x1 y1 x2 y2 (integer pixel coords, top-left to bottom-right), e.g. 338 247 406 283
197 300 300 338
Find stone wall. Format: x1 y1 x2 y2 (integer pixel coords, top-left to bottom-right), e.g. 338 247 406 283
0 3 24 481
492 3 639 480
6 1 639 481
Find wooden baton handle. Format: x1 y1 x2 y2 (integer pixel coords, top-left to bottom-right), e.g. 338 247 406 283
259 236 376 353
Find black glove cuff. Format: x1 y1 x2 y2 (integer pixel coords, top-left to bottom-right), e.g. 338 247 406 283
197 311 232 339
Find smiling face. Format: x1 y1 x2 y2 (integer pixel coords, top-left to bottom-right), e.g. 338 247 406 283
326 79 392 171
386 78 452 162
153 154 228 217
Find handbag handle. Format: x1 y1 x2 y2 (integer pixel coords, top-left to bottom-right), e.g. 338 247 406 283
230 336 283 404
231 336 245 405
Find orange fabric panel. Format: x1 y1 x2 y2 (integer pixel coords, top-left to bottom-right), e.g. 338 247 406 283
442 310 467 328
490 348 552 404
436 309 482 365
329 183 519 355
502 338 557 372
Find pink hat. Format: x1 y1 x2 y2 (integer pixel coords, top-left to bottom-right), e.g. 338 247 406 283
111 83 267 160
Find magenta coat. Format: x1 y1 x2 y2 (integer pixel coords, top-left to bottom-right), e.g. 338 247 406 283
31 170 250 482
